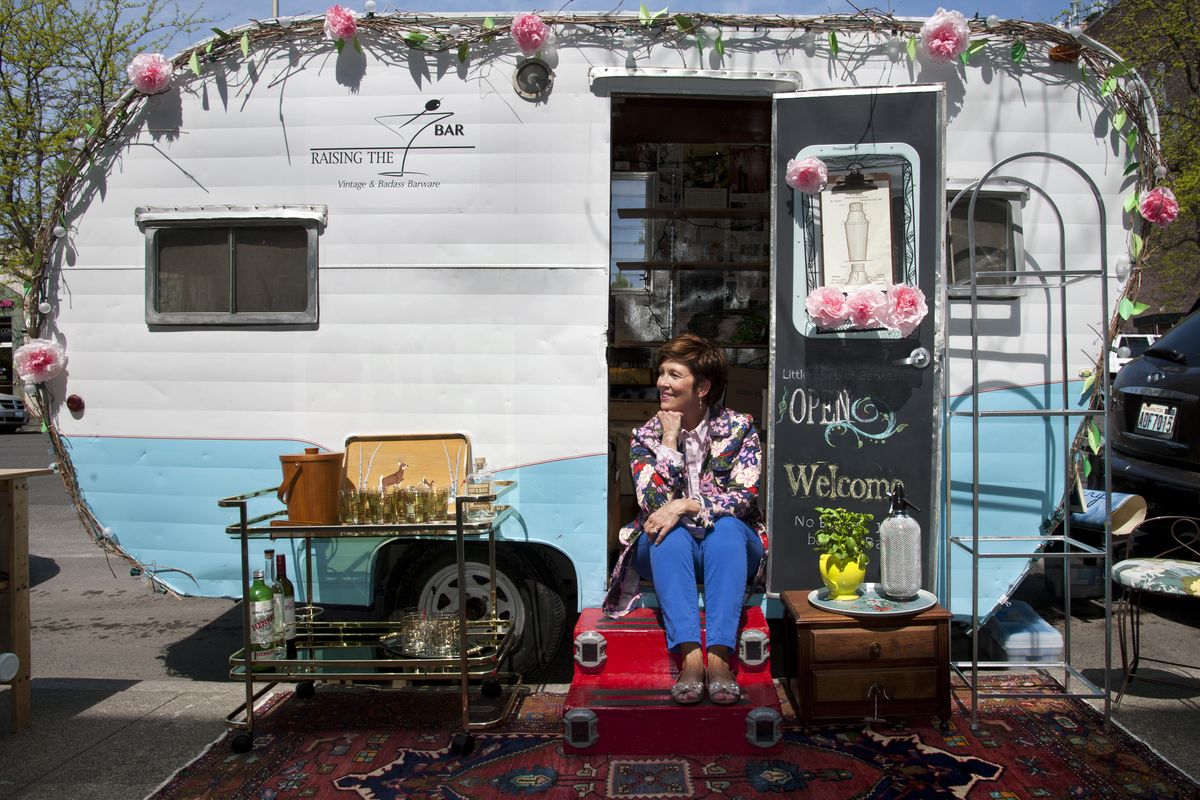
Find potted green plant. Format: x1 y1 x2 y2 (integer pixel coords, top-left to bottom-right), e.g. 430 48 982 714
813 506 875 600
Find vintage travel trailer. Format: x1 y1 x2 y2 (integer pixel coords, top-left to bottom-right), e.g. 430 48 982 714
25 10 1147 678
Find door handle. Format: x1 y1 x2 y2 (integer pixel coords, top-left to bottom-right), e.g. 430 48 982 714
892 347 931 369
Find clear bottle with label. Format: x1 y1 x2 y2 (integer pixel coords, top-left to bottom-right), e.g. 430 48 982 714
465 457 495 524
248 569 276 672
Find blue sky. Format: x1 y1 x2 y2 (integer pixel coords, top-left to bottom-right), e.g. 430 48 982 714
165 1 1073 57
197 1 1070 32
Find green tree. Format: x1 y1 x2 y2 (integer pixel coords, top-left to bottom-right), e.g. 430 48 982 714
1087 0 1200 316
0 0 204 311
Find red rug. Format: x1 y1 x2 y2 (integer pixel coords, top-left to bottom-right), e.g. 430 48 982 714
149 676 1198 799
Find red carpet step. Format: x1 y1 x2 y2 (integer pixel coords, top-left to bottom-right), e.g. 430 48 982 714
562 606 782 755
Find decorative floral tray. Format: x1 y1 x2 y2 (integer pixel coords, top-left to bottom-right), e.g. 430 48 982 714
807 583 936 617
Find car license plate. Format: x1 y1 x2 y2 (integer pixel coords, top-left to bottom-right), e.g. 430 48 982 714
1136 401 1177 437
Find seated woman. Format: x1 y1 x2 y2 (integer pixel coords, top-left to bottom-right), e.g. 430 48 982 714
603 334 766 705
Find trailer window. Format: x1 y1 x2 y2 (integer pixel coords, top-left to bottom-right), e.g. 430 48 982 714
138 207 324 325
945 191 1024 298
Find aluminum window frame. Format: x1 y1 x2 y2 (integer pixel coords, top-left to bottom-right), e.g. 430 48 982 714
137 205 326 326
945 183 1027 300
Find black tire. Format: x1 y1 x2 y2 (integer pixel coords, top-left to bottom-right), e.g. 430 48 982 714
386 547 567 681
481 676 502 699
0 426 17 435
449 731 474 756
296 681 315 699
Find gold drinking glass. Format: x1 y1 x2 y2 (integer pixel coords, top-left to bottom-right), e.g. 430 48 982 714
339 489 359 524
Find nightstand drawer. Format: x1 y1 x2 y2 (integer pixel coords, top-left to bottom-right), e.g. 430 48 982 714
812 667 939 703
809 625 936 663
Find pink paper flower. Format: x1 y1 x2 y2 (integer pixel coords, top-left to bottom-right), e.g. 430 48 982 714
126 53 173 95
806 286 849 329
511 13 550 56
14 338 66 383
785 157 829 195
1139 187 1179 228
324 4 357 42
920 8 970 63
846 287 887 329
882 284 928 337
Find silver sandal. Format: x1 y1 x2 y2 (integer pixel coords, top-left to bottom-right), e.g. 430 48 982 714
670 679 705 705
706 675 741 705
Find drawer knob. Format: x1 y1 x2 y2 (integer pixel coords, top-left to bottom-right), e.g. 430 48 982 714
870 641 881 658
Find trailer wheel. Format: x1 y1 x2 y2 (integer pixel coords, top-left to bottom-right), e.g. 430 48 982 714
387 548 566 680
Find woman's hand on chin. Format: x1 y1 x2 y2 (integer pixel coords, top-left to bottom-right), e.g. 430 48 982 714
657 410 683 449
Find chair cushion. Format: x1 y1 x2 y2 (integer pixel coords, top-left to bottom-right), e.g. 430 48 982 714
1112 558 1200 597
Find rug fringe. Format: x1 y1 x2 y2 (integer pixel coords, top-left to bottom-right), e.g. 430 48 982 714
140 687 287 800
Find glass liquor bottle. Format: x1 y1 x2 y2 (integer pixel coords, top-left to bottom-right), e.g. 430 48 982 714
465 457 495 524
264 549 283 659
248 569 276 672
273 554 297 660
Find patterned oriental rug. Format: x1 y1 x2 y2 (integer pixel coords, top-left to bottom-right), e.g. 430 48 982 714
149 675 1198 800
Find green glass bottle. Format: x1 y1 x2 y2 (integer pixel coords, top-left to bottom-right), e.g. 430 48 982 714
274 554 297 660
248 569 275 672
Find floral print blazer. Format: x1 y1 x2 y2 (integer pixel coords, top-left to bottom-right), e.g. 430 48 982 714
602 405 768 617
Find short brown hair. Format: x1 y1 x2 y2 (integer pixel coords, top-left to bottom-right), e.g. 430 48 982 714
656 333 728 408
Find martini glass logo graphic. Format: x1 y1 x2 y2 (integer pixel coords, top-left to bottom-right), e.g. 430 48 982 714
374 98 457 177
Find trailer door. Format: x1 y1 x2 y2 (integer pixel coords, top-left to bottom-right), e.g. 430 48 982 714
767 86 945 597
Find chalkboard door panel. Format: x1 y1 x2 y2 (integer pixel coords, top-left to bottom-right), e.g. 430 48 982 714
767 87 945 596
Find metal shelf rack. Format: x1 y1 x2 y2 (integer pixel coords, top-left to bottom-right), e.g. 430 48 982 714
943 152 1114 727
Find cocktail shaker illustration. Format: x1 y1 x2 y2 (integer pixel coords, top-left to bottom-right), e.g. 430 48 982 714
844 201 870 286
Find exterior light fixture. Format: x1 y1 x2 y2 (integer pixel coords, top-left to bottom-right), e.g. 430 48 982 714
513 59 554 101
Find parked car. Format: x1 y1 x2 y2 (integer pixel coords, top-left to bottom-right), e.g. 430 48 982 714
0 392 29 433
1108 332 1158 378
1109 311 1200 511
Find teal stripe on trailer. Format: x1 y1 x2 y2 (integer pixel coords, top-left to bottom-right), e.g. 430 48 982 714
64 437 609 609
66 436 321 599
942 380 1091 626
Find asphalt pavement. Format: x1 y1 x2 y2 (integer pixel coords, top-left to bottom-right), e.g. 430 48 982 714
1 428 1197 798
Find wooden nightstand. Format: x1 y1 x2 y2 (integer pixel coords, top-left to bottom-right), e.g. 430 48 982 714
780 590 951 727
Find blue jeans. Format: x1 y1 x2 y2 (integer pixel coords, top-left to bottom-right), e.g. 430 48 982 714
634 515 764 651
